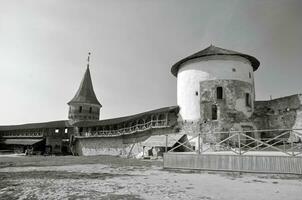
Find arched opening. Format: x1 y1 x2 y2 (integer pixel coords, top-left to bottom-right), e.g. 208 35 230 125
245 93 251 107
211 105 218 120
216 87 223 100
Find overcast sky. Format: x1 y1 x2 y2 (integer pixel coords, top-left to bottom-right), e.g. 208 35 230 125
0 0 301 125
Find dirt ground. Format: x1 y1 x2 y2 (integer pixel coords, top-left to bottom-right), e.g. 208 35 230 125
0 155 302 200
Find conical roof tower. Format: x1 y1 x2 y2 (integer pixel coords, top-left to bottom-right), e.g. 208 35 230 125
68 53 101 122
68 66 101 106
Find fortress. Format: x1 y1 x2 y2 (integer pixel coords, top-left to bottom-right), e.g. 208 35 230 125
1 45 301 157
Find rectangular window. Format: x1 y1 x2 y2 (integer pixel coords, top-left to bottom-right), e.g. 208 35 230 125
216 87 223 100
246 93 251 107
55 129 59 133
64 128 68 134
79 106 82 113
211 105 218 120
89 107 92 113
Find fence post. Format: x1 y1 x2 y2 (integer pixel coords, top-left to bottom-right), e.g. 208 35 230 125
238 132 241 155
238 132 242 173
290 130 294 156
198 133 201 154
165 135 168 153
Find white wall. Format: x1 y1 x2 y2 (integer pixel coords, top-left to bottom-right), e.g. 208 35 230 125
177 56 254 121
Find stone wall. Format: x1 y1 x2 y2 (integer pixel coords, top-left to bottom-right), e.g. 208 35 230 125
200 80 254 142
253 94 302 130
253 94 302 137
74 127 177 156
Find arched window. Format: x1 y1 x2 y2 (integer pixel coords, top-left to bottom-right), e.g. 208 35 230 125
246 93 251 107
212 105 218 120
216 87 223 100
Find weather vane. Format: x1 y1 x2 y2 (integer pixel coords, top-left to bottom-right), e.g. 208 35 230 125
87 52 91 68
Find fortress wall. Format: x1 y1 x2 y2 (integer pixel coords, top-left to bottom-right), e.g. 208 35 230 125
253 94 302 138
74 127 177 156
75 137 129 156
253 94 302 130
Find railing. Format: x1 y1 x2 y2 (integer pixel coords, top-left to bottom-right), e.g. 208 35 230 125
166 129 302 157
0 132 44 138
78 119 169 137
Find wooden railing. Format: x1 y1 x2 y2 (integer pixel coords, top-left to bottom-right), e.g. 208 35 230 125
77 119 169 137
166 129 302 157
0 132 44 138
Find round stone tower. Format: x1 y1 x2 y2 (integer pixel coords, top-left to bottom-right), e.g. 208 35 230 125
68 53 102 122
171 45 260 135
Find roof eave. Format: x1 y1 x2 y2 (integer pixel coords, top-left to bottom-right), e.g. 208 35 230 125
171 53 260 77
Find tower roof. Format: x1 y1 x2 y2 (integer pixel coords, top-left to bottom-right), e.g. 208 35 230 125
68 66 101 106
171 45 260 76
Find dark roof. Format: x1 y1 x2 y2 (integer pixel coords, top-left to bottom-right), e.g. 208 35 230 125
0 120 72 131
171 45 260 76
74 106 179 127
68 67 101 106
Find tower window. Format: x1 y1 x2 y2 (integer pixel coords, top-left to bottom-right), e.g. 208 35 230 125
212 105 218 120
246 93 251 107
79 106 82 113
89 107 92 113
216 87 223 100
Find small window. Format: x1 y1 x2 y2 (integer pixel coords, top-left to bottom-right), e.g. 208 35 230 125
232 68 236 72
249 72 252 78
55 129 59 133
79 106 82 113
89 107 92 113
246 93 251 107
211 105 218 120
216 87 223 100
195 91 198 96
64 128 68 133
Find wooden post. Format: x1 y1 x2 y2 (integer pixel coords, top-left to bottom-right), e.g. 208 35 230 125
238 132 241 155
198 133 201 154
238 132 242 174
290 130 295 156
165 135 168 152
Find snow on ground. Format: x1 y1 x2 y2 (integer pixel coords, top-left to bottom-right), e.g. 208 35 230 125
0 156 302 200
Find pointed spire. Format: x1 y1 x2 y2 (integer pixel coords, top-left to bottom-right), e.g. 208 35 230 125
68 53 101 107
